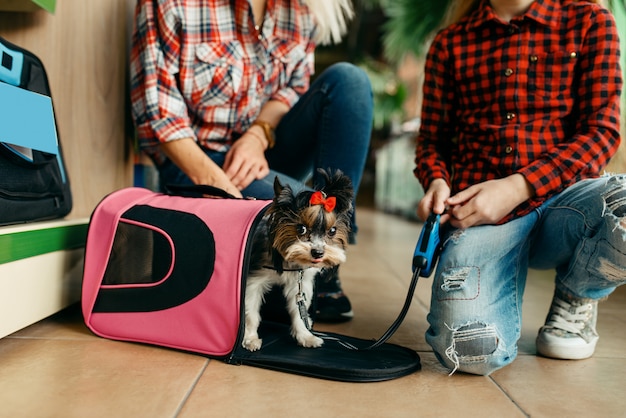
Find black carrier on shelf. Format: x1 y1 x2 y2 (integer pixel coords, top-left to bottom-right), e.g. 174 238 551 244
0 36 72 225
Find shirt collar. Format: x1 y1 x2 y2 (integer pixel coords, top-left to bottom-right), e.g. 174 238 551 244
236 0 277 35
464 0 561 31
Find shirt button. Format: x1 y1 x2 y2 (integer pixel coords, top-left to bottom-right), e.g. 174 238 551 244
530 55 538 62
505 146 514 154
570 51 577 58
508 26 516 35
506 112 516 120
258 34 262 40
504 68 514 77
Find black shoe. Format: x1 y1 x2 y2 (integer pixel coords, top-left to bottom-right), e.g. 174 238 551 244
315 266 353 323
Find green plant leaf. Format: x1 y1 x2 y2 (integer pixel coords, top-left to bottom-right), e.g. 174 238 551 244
381 0 452 63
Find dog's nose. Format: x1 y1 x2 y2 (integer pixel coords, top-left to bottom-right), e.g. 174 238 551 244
311 249 324 259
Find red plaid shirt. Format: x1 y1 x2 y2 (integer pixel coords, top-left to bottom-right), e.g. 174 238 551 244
415 0 622 221
130 0 316 164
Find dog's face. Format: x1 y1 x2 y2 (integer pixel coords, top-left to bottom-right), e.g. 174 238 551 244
267 170 354 270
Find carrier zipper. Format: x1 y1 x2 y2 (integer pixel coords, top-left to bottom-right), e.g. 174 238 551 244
226 203 271 364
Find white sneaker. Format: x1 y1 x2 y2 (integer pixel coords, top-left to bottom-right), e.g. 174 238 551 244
536 293 599 360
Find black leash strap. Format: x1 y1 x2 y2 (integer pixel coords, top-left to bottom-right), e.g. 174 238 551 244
315 213 441 351
262 265 421 350
314 267 421 351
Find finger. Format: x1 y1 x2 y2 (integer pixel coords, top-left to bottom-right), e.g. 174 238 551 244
446 186 478 206
233 161 262 189
230 162 253 188
449 202 474 223
216 179 243 198
439 213 452 225
238 171 258 190
226 185 243 198
451 215 484 229
257 164 270 179
417 196 434 221
432 198 447 215
223 150 237 176
227 155 253 184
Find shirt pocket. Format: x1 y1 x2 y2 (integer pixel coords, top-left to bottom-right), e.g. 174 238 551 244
193 41 245 105
266 40 307 90
527 50 578 99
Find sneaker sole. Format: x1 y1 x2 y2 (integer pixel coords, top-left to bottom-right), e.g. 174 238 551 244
536 336 597 360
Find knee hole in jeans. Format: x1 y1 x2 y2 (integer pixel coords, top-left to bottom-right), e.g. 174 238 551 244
444 322 499 374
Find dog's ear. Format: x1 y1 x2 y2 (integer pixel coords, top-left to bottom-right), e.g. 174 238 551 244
318 169 354 214
273 176 295 207
273 176 284 198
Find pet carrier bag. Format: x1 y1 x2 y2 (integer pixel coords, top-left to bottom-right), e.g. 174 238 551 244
81 186 421 382
0 36 72 225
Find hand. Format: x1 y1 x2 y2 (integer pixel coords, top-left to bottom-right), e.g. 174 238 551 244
445 174 534 228
417 178 451 222
223 130 270 190
159 137 243 198
205 170 244 198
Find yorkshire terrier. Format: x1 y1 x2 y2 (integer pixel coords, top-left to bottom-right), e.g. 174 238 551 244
242 169 354 351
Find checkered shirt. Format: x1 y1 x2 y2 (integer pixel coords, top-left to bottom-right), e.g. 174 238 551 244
130 0 316 164
415 0 622 222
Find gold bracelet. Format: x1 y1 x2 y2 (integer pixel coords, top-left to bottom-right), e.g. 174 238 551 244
251 120 276 149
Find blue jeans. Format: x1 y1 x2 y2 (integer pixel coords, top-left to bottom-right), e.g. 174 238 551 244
426 175 626 375
158 62 373 234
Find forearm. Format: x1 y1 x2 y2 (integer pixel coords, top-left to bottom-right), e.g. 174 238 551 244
159 138 241 198
255 100 289 128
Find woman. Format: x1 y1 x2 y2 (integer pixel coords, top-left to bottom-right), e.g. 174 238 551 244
130 0 373 322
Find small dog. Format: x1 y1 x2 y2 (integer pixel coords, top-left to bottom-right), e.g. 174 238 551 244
242 169 354 351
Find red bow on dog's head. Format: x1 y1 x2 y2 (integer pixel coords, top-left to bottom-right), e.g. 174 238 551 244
310 191 336 212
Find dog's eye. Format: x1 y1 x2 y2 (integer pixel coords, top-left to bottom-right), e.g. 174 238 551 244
296 224 307 236
328 226 337 237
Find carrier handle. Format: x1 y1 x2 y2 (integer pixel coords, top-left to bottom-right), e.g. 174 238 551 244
164 183 239 200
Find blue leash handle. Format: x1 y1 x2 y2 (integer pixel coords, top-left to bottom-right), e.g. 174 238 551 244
412 213 441 277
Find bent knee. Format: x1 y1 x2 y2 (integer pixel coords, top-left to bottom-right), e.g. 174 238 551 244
428 321 516 376
602 174 626 236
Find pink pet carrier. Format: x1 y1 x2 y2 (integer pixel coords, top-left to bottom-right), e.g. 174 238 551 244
81 186 421 382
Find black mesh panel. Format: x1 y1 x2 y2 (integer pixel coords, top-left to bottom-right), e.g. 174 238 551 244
102 221 172 285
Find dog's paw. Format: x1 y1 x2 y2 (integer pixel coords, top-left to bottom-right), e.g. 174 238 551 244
296 333 324 348
242 338 263 352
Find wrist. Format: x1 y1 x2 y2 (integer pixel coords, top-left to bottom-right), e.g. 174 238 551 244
251 120 276 149
510 173 535 199
247 126 269 150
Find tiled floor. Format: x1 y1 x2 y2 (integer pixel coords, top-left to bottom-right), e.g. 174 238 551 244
1 207 624 417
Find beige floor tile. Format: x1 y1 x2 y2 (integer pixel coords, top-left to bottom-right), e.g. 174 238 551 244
0 336 207 418
179 355 526 418
492 355 626 418
8 303 95 341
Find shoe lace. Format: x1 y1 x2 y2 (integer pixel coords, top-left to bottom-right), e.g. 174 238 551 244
546 297 594 336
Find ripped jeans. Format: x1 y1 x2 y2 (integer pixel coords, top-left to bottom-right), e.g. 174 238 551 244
426 175 626 376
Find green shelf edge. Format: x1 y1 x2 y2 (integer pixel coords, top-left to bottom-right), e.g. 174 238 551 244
0 223 88 265
32 0 56 13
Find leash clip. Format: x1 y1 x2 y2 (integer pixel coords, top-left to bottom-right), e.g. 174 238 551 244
295 271 312 330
